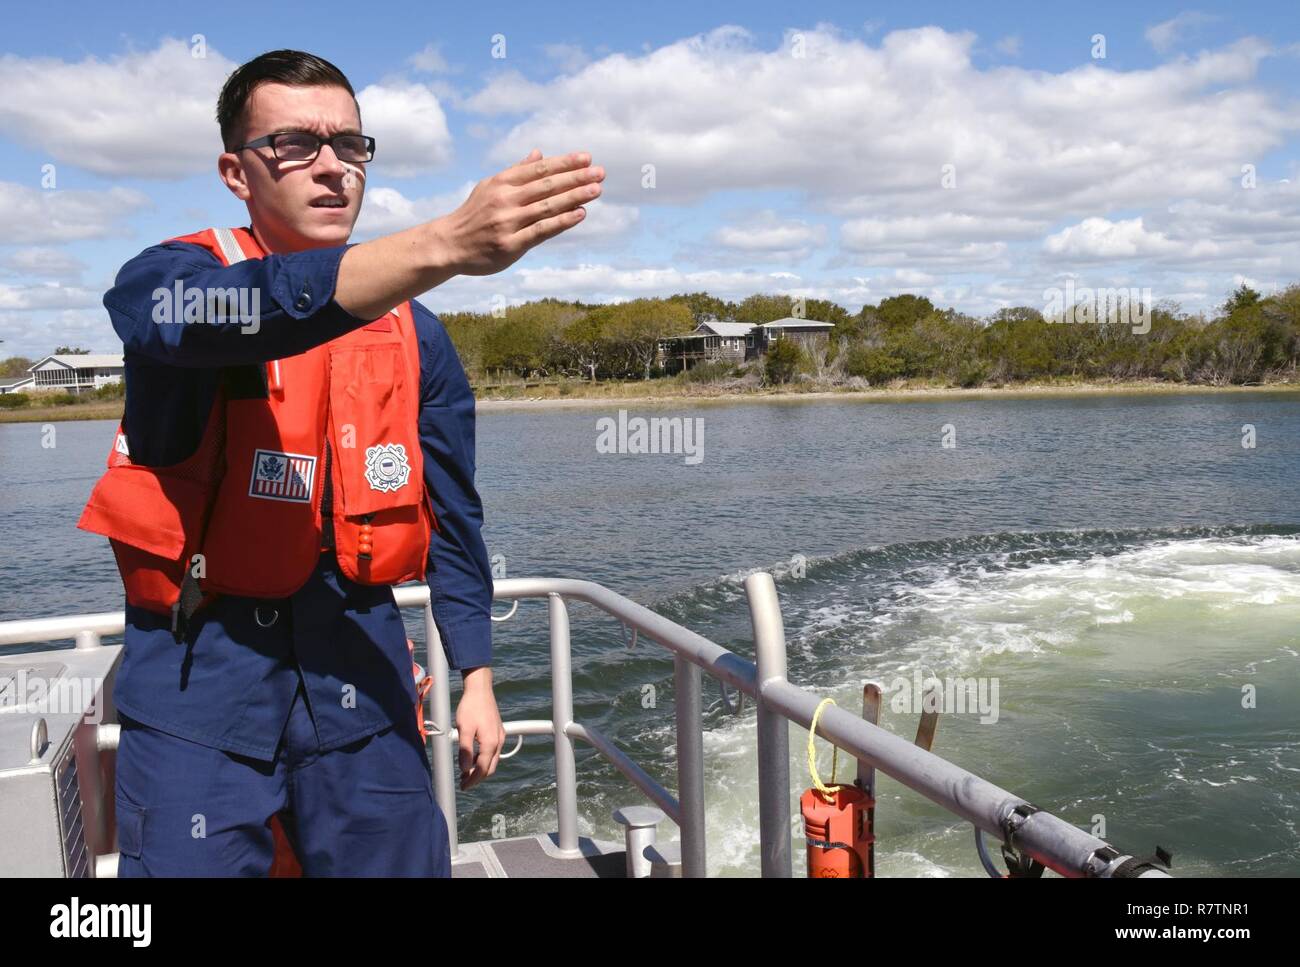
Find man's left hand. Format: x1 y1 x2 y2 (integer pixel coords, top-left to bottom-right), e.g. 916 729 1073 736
456 666 505 791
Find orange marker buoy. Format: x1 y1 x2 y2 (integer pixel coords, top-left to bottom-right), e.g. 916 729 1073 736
802 696 875 878
802 785 873 878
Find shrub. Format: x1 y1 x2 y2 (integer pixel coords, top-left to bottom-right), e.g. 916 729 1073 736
954 360 990 388
0 393 30 409
682 360 733 383
764 340 802 384
844 344 905 384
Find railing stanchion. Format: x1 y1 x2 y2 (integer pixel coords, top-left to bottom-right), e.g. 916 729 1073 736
549 593 580 855
745 572 792 878
425 603 458 857
673 654 706 877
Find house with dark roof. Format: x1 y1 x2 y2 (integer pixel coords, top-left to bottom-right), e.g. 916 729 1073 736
0 375 33 393
655 317 834 373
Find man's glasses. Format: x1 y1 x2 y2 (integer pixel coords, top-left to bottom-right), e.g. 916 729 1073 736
236 131 376 164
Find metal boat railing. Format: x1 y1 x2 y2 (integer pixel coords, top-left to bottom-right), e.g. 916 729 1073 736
0 572 1169 877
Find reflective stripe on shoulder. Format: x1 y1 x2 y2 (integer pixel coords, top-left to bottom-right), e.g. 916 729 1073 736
212 227 248 266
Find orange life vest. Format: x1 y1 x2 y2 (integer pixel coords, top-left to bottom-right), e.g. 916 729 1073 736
78 226 435 620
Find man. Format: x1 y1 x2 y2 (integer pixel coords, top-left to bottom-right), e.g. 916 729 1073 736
78 49 603 876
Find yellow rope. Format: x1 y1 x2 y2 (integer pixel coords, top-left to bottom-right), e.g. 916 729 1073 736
807 696 846 803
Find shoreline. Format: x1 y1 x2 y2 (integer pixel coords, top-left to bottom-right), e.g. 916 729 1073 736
474 380 1300 412
2 380 1299 423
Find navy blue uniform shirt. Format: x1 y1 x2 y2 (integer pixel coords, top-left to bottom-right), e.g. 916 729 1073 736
99 232 492 760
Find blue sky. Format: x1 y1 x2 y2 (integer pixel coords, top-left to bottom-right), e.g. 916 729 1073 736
1 0 1298 358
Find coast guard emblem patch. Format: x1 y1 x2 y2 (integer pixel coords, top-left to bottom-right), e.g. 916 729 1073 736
365 443 410 493
248 448 316 503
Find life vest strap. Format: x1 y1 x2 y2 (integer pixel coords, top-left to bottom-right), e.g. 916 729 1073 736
171 565 207 643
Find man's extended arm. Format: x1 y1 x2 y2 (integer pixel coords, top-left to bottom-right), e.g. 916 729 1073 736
103 150 603 368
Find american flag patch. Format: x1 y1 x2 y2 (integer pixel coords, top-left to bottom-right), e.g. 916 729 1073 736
248 448 316 503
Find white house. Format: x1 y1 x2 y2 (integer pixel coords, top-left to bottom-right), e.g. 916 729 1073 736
22 354 124 395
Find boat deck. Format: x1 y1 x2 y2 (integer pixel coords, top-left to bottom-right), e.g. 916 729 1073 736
451 833 629 878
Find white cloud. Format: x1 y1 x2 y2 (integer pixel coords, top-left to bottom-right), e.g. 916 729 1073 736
1044 217 1176 259
465 25 1291 229
0 247 87 280
842 213 1043 249
712 211 828 258
0 39 235 178
883 268 938 287
448 23 1299 305
2 27 1295 325
543 43 591 74
0 282 102 311
995 35 1021 57
554 199 640 242
356 83 455 177
352 183 475 238
408 43 454 74
0 40 458 180
1146 12 1219 54
419 262 805 309
0 308 117 358
0 182 151 243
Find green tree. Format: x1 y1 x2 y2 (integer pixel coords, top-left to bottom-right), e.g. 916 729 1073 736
764 338 802 384
875 294 935 329
604 298 695 379
561 313 610 380
736 293 796 324
0 356 33 377
1220 284 1262 317
674 292 734 325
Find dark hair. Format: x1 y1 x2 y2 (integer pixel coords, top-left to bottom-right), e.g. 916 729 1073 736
216 49 358 151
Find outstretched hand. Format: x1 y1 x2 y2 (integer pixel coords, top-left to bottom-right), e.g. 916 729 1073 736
432 148 604 277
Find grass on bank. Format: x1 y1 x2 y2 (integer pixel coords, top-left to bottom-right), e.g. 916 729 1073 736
5 368 1300 423
0 383 125 423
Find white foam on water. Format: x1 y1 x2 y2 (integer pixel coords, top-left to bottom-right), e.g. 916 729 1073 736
794 533 1300 680
661 531 1300 876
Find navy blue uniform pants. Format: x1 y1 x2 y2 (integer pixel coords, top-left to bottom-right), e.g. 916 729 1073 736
113 681 451 876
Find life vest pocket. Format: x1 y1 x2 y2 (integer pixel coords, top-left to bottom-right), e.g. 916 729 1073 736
327 342 424 517
333 501 431 586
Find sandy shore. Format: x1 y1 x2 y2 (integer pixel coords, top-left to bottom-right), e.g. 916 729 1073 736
474 381 1300 413
3 381 1298 423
